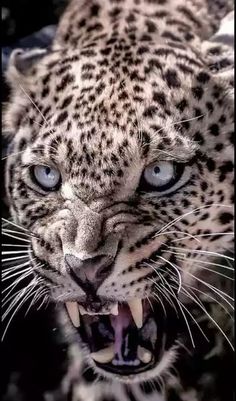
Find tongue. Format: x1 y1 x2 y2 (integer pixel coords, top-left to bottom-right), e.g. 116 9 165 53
111 304 138 364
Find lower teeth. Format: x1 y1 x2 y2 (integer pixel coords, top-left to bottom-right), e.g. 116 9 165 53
137 346 152 364
91 345 114 363
112 359 140 366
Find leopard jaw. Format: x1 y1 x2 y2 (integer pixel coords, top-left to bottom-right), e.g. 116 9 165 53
64 299 156 368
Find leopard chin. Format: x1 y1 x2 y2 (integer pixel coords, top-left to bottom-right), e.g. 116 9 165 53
63 297 180 382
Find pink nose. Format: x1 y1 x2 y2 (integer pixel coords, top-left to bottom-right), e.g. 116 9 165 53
65 254 114 293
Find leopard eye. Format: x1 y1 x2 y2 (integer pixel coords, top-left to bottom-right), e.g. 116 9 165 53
144 161 175 187
32 165 61 191
138 161 187 195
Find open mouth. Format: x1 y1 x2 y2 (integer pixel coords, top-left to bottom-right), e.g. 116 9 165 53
65 297 179 376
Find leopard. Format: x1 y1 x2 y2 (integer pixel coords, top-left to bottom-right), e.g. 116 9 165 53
2 0 234 400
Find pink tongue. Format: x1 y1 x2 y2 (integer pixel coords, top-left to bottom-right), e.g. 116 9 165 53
111 305 132 360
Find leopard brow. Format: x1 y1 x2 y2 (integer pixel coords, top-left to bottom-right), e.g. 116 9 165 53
21 156 57 169
148 140 199 164
147 151 196 164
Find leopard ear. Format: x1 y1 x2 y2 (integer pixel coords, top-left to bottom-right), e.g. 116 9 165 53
5 47 50 86
201 11 234 88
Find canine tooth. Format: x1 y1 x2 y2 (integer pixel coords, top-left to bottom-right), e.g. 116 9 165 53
91 345 114 364
79 305 87 315
65 302 80 327
110 303 118 316
137 346 152 364
128 299 143 328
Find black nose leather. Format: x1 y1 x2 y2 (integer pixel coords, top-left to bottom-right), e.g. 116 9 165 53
65 254 113 293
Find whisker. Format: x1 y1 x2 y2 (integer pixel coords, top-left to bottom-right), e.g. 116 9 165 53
176 257 234 281
2 267 32 283
2 259 36 275
148 272 179 316
151 291 167 318
2 261 31 275
183 282 234 320
155 255 182 294
2 281 39 340
149 277 175 313
146 296 155 312
2 250 31 255
2 244 30 248
3 232 31 243
170 246 234 261
171 231 234 242
159 282 195 348
174 293 209 342
2 279 36 317
179 286 234 351
2 255 30 263
157 204 232 236
19 85 49 126
2 149 30 161
2 218 30 233
154 230 200 243
3 228 37 239
2 269 34 302
36 292 49 311
25 283 48 315
154 271 180 316
152 113 205 137
168 256 234 271
175 340 193 356
176 264 234 306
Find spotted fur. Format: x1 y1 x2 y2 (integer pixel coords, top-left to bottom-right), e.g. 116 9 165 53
3 0 234 400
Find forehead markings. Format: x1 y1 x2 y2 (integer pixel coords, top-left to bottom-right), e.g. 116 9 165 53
20 120 197 169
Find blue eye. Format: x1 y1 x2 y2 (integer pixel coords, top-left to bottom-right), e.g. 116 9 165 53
144 161 175 188
138 161 188 195
32 165 61 191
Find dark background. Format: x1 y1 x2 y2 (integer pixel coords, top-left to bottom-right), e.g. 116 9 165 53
2 2 70 400
2 0 67 46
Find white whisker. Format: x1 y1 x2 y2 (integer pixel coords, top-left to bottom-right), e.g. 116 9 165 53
169 256 234 271
176 257 234 281
183 282 234 320
19 85 49 126
154 230 200 243
2 244 30 248
157 204 232 236
159 282 195 348
179 286 234 351
2 267 32 282
2 218 30 233
172 231 234 242
2 281 39 340
3 232 31 243
174 293 209 342
154 255 182 294
176 264 234 305
170 246 234 261
2 255 30 263
2 250 31 255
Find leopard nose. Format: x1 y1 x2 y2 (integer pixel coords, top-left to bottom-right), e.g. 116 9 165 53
65 254 114 293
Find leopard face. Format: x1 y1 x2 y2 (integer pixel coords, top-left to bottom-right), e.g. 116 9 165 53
4 0 234 384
